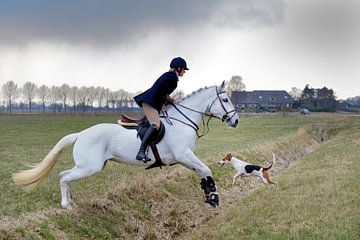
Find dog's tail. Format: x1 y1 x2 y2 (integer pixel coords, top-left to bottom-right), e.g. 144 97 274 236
262 153 276 185
263 152 276 170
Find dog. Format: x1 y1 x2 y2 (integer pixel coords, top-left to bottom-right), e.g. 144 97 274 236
218 153 275 185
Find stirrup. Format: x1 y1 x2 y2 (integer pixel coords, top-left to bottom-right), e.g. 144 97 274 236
136 153 151 163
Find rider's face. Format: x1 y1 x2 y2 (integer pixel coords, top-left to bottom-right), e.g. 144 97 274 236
178 68 186 77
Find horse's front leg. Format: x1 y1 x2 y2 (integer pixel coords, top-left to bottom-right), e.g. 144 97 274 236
179 150 219 207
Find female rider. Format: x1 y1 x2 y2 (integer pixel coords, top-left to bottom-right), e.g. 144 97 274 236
134 57 189 162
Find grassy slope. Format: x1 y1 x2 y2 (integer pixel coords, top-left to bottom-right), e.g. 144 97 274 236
189 117 360 240
0 114 357 239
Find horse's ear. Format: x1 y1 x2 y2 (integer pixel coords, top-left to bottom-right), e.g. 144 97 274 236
219 80 226 91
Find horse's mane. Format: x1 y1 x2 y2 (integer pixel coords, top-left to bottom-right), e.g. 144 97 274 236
161 86 215 111
177 86 214 103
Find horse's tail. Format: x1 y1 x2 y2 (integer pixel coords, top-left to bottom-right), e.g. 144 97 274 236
12 133 79 192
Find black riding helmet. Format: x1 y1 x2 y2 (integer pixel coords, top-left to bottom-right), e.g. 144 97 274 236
170 57 189 70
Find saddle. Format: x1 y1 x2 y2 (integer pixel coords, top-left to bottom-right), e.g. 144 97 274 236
119 114 147 127
118 114 166 169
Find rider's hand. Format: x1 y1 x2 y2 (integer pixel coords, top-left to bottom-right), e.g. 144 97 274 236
164 95 174 105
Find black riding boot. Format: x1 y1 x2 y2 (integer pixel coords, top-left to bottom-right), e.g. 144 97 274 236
136 124 157 162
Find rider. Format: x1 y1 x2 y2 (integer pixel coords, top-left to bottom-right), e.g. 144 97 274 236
134 57 189 162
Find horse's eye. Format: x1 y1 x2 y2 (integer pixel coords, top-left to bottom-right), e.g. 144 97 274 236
222 98 229 102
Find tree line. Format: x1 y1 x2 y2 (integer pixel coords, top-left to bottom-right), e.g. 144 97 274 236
0 81 187 114
0 76 244 114
0 81 140 113
0 77 351 114
290 84 339 112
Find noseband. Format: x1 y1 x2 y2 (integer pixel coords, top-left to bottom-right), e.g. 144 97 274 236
161 87 237 138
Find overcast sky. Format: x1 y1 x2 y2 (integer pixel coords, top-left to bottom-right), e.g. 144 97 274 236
0 0 359 99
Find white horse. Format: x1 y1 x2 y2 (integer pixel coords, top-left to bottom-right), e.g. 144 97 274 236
13 81 239 208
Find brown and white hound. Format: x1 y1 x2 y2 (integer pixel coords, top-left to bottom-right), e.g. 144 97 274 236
219 153 275 185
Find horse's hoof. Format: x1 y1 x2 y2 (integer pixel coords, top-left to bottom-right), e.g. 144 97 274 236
139 156 151 163
61 203 73 209
205 193 219 207
136 156 151 163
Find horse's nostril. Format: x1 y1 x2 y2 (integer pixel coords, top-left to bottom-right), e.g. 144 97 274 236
232 119 239 128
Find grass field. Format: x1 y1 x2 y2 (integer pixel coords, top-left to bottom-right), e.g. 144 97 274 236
189 115 360 240
0 113 359 239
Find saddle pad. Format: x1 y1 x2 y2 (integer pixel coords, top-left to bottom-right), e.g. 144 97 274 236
117 120 139 127
117 119 166 144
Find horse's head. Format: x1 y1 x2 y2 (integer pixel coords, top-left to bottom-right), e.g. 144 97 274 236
208 81 239 128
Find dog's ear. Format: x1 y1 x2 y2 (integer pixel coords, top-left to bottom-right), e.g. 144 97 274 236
224 153 232 161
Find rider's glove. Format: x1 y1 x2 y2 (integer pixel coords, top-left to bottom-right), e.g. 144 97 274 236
164 95 174 106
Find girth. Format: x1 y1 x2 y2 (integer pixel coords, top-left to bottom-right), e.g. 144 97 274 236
118 114 166 169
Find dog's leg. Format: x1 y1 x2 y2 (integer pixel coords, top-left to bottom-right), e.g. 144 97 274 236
232 172 242 185
259 176 268 184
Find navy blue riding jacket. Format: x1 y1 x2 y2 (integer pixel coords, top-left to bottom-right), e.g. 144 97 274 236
134 71 178 113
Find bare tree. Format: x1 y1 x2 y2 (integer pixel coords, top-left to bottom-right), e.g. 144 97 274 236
22 82 37 113
226 75 246 96
117 89 133 109
77 86 88 112
289 87 302 100
109 90 120 111
116 89 127 109
87 86 97 110
48 86 61 112
131 91 142 108
59 83 70 112
69 86 78 113
122 90 132 108
96 86 106 111
128 92 136 108
1 81 21 113
104 88 111 110
37 85 49 113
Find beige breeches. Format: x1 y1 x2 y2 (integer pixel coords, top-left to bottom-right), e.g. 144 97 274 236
142 103 160 129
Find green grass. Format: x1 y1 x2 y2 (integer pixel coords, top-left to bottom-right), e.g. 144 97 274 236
0 113 358 239
189 117 360 240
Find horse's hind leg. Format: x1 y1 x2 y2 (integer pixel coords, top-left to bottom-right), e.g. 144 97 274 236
59 167 76 208
59 165 102 209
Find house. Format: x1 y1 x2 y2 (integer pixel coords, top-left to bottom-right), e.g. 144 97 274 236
339 100 360 112
231 90 293 111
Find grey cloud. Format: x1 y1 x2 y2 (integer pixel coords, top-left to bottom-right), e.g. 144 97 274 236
213 0 285 29
0 0 285 46
284 1 360 54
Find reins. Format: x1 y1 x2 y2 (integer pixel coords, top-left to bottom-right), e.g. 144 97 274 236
161 105 213 138
160 87 237 138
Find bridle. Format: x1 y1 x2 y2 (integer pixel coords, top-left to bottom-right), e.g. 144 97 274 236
160 87 237 138
209 87 237 123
